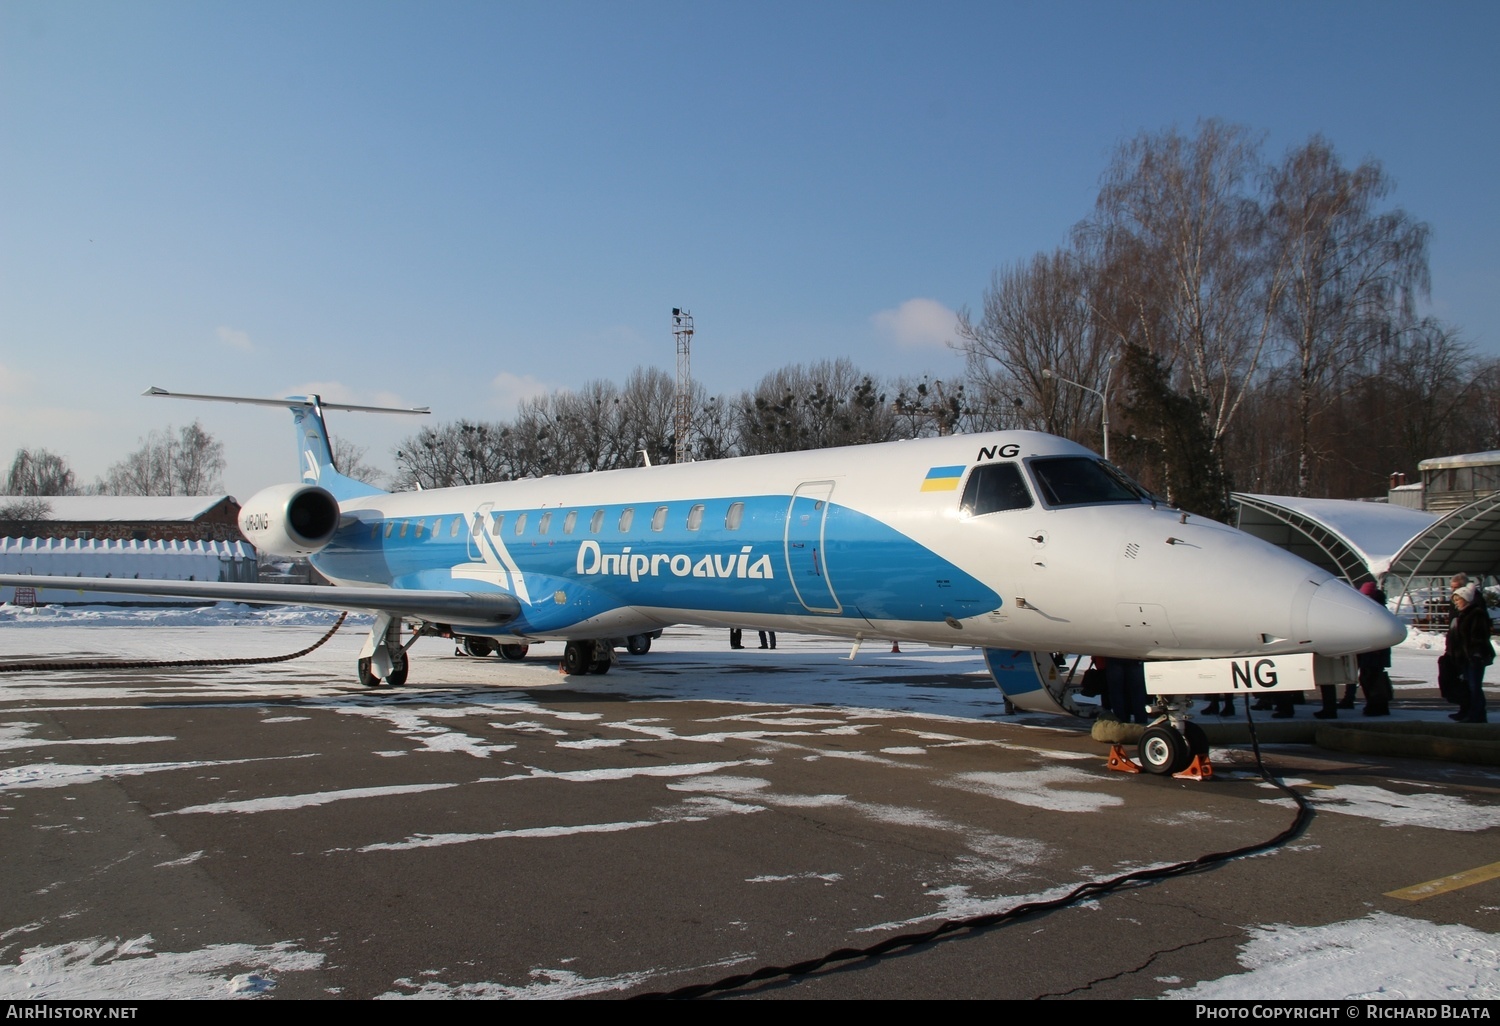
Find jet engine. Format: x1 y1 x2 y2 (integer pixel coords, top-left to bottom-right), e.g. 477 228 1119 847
238 483 341 558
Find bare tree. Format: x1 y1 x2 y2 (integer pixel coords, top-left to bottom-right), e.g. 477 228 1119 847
331 436 384 485
552 379 628 472
955 248 1111 445
617 367 678 466
1265 136 1431 493
393 420 513 489
1083 120 1286 481
689 387 737 462
1472 357 1500 452
0 496 53 534
98 422 226 495
735 360 895 455
5 448 76 496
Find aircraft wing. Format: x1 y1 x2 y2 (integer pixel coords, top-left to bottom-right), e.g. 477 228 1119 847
0 574 521 626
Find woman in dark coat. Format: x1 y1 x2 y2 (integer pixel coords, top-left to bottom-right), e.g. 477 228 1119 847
1449 584 1494 724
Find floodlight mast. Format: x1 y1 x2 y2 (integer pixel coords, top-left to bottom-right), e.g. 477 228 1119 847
672 308 695 464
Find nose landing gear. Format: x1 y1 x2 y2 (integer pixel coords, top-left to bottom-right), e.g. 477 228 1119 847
1107 699 1214 780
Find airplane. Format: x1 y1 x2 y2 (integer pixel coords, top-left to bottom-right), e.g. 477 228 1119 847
0 388 1406 774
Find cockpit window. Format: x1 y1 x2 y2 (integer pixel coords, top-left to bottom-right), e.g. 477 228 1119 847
1027 456 1144 507
960 463 1033 516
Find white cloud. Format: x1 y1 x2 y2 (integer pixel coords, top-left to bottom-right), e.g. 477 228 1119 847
490 371 553 414
871 298 957 349
0 362 34 395
215 326 255 353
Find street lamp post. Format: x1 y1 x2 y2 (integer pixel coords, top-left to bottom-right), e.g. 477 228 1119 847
1041 353 1119 460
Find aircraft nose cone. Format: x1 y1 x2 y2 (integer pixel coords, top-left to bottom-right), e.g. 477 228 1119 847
1304 583 1407 656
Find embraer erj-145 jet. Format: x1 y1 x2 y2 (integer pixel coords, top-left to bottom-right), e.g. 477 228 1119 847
1 389 1404 770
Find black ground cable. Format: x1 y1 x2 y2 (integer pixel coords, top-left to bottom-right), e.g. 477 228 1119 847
636 699 1315 1001
0 612 348 673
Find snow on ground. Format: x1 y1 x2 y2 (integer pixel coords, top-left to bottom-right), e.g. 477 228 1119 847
1167 912 1500 1000
1 603 1497 1000
0 933 324 1000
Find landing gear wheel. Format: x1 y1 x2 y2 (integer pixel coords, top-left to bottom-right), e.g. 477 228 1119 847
385 657 409 687
1139 724 1190 775
1183 721 1209 756
590 654 612 675
463 637 494 657
562 641 590 675
499 644 529 661
625 634 651 655
357 658 380 688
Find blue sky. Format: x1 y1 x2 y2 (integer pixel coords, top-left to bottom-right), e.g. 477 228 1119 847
3 1 1496 497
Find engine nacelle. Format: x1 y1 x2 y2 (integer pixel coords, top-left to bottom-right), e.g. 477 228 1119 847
238 483 342 558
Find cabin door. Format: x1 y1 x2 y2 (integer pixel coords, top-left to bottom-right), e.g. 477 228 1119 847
467 502 495 562
785 482 841 614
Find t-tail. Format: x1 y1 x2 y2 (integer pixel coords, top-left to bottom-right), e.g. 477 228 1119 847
143 386 429 502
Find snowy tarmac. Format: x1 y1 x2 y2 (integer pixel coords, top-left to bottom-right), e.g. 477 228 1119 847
1 605 1497 1000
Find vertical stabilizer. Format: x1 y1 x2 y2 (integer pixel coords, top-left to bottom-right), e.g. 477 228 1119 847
289 396 388 501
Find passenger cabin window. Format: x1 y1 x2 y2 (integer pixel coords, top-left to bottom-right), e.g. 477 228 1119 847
471 513 483 537
1028 456 1143 508
414 519 425 538
538 512 552 535
399 521 409 538
431 517 442 537
385 522 395 539
514 513 527 536
619 508 634 532
490 513 504 535
563 510 577 534
590 509 604 533
725 502 744 530
651 505 668 532
450 518 460 538
687 504 704 530
371 524 379 540
960 463 1034 516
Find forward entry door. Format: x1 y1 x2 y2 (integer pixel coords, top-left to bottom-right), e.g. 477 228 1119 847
784 482 841 614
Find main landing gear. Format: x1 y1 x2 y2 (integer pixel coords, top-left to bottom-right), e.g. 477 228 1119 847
357 613 416 688
460 636 531 661
1107 698 1213 780
560 640 612 676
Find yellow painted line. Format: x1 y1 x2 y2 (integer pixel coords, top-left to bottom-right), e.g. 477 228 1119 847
1385 862 1500 902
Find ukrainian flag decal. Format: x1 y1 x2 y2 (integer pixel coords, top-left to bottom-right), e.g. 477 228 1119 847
921 465 965 492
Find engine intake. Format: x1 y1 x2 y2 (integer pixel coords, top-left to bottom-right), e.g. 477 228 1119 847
239 483 341 558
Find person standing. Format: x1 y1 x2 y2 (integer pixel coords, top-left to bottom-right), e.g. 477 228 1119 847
1355 582 1394 717
1450 584 1493 723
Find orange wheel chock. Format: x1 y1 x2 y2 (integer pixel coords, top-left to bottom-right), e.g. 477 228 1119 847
1174 754 1214 781
1106 744 1141 774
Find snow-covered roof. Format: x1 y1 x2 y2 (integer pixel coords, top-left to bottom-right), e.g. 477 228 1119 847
1386 490 1500 580
1417 450 1500 471
10 496 233 523
1232 494 1439 583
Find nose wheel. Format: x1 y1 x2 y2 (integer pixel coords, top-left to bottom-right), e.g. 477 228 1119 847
1139 725 1190 774
1108 707 1213 780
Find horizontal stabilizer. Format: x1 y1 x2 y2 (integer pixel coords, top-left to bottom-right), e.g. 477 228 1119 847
0 574 520 627
143 387 430 416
